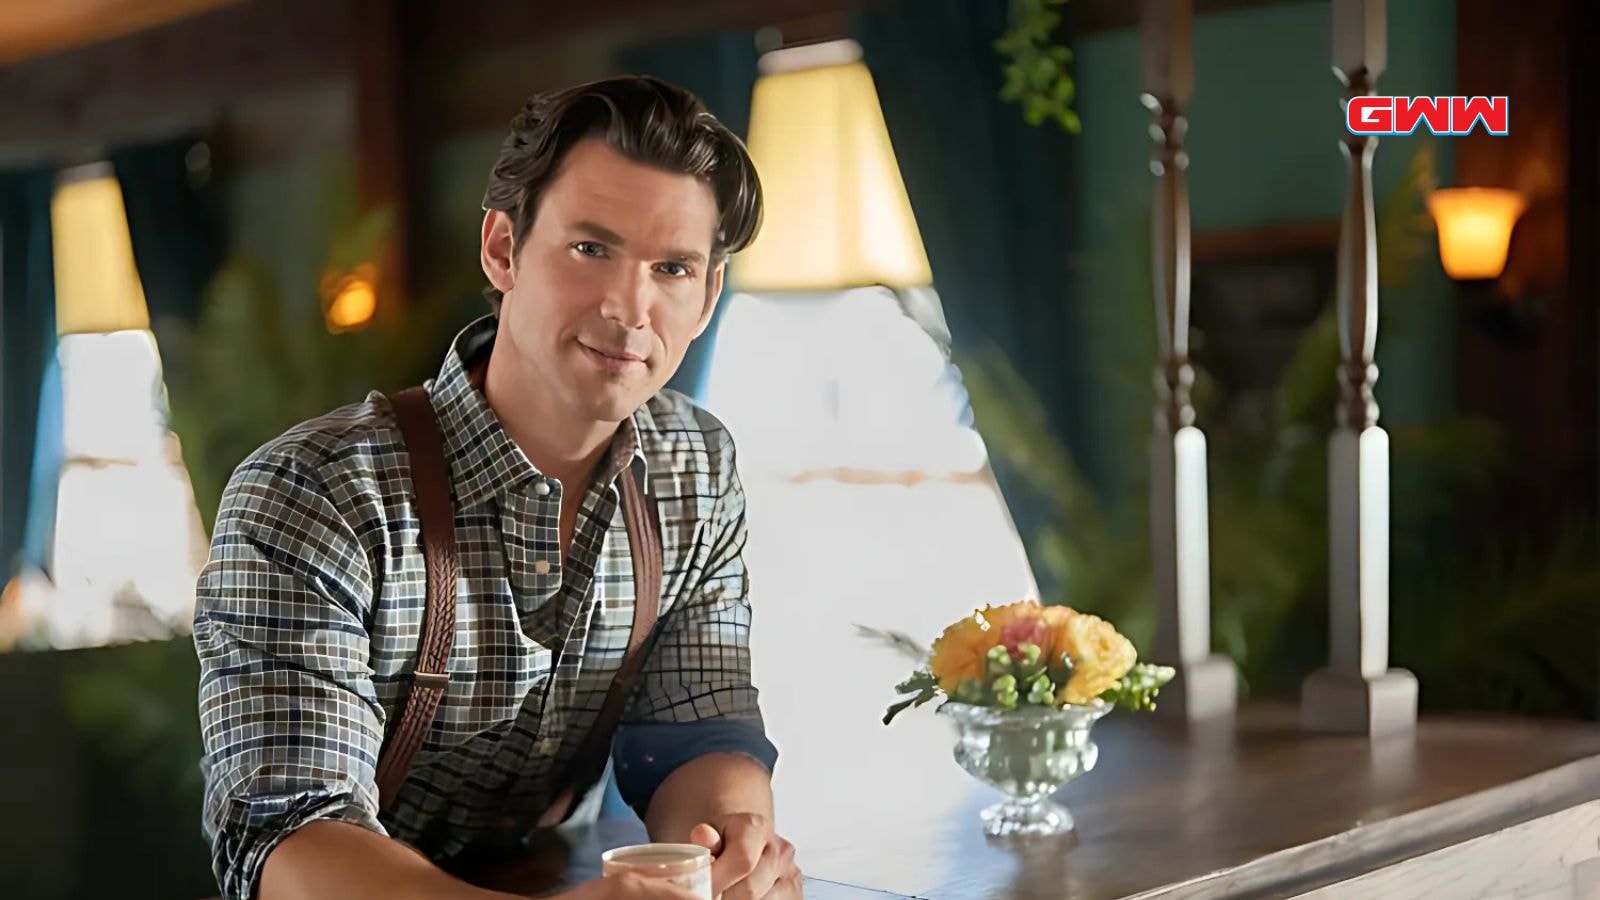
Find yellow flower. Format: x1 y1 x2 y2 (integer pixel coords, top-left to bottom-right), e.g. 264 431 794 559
1055 612 1137 705
928 614 998 693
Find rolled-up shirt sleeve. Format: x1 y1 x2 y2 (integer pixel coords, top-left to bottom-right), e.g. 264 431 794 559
194 451 386 900
611 720 778 816
615 438 777 812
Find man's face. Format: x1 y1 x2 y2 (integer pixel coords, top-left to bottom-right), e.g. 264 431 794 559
481 138 725 425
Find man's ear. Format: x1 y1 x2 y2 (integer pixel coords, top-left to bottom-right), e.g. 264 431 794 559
694 263 726 338
481 210 517 296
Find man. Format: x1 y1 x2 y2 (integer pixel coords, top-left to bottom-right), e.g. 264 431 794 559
195 76 799 900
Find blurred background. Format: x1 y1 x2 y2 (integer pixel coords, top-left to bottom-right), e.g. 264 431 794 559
0 0 1594 897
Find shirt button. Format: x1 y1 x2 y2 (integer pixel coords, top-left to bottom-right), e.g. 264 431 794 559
533 559 552 575
537 737 560 755
534 480 551 497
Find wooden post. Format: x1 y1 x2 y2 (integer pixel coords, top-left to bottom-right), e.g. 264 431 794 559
349 0 415 322
1301 0 1418 736
1140 0 1236 722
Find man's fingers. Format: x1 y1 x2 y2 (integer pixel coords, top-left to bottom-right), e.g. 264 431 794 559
688 822 722 853
722 836 795 900
770 866 805 900
709 817 768 895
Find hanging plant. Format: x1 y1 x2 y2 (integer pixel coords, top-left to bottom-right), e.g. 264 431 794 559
996 0 1080 132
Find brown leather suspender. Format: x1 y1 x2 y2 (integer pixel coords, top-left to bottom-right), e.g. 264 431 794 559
375 386 662 821
375 386 460 805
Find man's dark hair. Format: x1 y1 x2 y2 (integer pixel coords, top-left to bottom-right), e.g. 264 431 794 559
480 75 764 313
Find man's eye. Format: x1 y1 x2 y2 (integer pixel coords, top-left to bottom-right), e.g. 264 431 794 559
656 262 690 278
574 241 607 258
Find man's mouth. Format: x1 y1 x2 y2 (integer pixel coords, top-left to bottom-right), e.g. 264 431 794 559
578 341 646 369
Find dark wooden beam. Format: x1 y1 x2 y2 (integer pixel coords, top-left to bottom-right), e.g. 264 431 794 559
1573 0 1600 723
1569 0 1600 547
412 0 883 135
0 0 887 168
1069 0 1307 34
348 0 417 318
413 0 879 61
1453 0 1594 549
0 0 343 169
0 0 242 66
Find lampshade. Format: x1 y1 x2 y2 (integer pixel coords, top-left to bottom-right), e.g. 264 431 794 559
1426 187 1527 281
51 165 151 335
733 39 933 292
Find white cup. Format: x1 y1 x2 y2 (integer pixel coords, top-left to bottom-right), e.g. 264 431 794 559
600 843 713 899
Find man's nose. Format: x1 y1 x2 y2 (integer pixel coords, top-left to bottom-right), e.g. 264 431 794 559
600 265 651 330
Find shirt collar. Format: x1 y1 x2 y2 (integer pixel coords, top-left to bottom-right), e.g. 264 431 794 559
425 315 652 508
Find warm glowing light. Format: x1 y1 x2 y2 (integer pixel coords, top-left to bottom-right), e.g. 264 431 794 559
324 263 378 331
734 39 933 292
1427 187 1527 281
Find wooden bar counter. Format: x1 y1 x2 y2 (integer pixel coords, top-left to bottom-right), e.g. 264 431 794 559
570 703 1600 899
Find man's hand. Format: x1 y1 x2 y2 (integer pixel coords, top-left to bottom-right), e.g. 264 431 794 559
562 873 702 900
687 813 802 900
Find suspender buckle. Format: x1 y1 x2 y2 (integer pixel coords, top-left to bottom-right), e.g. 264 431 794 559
414 670 450 690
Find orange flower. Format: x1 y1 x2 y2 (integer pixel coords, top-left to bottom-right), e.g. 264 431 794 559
1056 612 1137 705
981 600 1049 657
1039 604 1079 665
928 614 998 693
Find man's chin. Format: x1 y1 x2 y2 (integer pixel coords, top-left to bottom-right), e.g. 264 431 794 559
569 386 652 424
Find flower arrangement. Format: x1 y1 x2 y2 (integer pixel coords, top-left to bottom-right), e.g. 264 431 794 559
873 600 1175 724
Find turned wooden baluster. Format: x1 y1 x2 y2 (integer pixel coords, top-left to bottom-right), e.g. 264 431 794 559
1300 0 1418 736
1140 0 1236 722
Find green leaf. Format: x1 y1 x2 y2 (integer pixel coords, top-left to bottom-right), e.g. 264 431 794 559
883 672 942 725
1098 664 1177 712
882 696 920 725
894 670 938 695
1053 76 1076 105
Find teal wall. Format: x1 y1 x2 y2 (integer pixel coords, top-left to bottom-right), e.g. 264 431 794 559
1071 0 1459 496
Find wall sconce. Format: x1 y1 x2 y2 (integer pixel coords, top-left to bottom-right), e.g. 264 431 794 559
1425 187 1540 340
1426 187 1526 281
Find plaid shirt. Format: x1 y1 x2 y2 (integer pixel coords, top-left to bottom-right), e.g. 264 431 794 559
194 316 775 899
